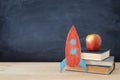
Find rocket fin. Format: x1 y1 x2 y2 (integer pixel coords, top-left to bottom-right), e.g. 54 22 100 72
79 59 87 70
60 58 66 72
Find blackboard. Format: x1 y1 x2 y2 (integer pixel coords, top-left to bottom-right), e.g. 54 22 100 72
0 0 120 61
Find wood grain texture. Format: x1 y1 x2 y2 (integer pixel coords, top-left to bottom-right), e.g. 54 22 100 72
0 62 119 80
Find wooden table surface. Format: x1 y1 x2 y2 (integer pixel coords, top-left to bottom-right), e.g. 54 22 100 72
0 62 119 80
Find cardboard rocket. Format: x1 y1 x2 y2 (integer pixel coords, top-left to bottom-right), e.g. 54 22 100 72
60 25 87 72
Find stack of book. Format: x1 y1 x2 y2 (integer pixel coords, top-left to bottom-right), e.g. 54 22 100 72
66 49 115 75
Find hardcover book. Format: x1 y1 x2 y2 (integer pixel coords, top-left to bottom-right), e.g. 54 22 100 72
66 63 115 75
84 56 114 66
81 50 110 61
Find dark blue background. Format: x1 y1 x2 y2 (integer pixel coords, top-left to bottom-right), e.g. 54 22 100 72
0 0 120 62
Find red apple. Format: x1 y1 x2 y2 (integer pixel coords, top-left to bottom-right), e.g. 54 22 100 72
86 34 102 51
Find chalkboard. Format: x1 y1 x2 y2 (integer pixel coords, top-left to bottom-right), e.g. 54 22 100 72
0 0 120 61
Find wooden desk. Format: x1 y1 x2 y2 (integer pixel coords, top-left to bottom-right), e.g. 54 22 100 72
0 62 119 80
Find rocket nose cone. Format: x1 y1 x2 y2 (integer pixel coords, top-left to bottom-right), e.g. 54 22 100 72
71 25 76 30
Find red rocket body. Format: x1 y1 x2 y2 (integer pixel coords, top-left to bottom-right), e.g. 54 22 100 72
65 25 81 67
